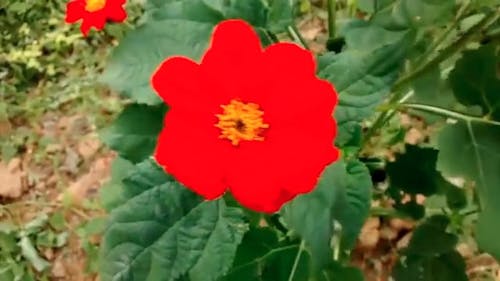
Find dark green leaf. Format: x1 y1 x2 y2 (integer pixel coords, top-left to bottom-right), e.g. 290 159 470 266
100 104 166 163
449 44 500 120
395 200 425 220
436 176 467 211
323 262 365 281
393 216 467 281
387 145 440 196
100 160 248 281
223 228 308 281
393 251 467 281
403 215 457 256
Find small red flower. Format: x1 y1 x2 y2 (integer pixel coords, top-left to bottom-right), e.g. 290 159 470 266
65 0 127 36
152 19 339 213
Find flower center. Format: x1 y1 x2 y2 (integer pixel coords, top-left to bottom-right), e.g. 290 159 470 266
215 100 269 146
85 0 106 12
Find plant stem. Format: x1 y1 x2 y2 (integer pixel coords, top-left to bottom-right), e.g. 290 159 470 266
393 10 496 94
265 29 280 44
362 10 499 145
399 103 500 126
327 0 337 39
287 25 309 50
227 244 300 274
370 207 411 218
332 221 342 261
419 0 471 61
288 240 305 281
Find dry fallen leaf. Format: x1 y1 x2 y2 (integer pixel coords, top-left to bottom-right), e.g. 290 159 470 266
62 156 112 204
397 232 413 249
77 135 101 160
358 217 381 249
0 158 25 198
389 218 415 231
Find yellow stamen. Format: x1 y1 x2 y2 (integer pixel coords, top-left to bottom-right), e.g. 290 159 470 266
85 0 106 12
215 100 269 146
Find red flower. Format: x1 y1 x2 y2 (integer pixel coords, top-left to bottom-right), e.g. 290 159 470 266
65 0 127 36
152 20 339 213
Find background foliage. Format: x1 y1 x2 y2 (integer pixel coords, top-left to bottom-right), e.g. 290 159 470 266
1 0 499 280
99 0 500 280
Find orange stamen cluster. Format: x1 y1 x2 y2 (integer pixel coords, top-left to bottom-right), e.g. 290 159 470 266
85 0 106 12
215 100 269 145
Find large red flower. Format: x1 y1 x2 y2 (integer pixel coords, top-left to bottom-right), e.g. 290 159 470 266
152 19 339 213
65 0 127 36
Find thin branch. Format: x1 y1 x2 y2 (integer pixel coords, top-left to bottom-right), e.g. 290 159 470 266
288 240 305 281
399 103 500 126
327 0 337 39
287 25 310 50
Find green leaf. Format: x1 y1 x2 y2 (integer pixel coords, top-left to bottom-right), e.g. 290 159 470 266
437 121 500 259
393 215 467 281
318 40 408 147
386 145 440 196
223 228 309 281
150 0 225 22
19 236 50 272
323 262 365 281
357 0 394 13
225 0 268 27
101 18 215 105
48 212 66 232
0 232 18 253
335 161 373 250
281 162 345 268
449 44 500 120
100 160 248 281
100 104 166 163
374 0 455 28
223 227 281 281
281 160 372 267
341 19 411 52
267 0 294 33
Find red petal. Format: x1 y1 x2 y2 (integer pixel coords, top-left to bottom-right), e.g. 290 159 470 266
65 0 85 23
200 20 264 102
259 43 337 125
152 56 224 113
227 152 291 213
106 5 127 22
228 121 338 212
154 108 230 200
80 19 92 36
